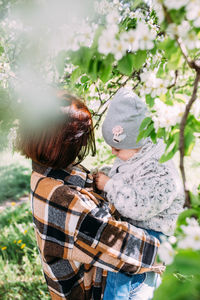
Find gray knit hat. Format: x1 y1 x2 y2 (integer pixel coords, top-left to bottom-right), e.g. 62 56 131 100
102 88 147 149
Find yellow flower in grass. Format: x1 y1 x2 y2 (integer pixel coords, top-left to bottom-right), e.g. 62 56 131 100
11 202 16 206
21 244 26 249
1 247 7 251
23 230 28 235
17 240 22 244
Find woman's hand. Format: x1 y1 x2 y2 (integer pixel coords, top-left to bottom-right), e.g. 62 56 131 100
94 172 110 191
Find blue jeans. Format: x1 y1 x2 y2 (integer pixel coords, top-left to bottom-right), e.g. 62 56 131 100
103 229 163 300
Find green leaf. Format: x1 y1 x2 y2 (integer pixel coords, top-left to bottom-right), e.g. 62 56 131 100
159 141 178 163
80 75 89 83
137 123 154 142
0 45 4 55
99 54 114 83
174 250 200 275
150 130 157 143
184 128 195 156
139 117 152 130
169 7 185 25
158 38 178 59
167 48 182 69
117 51 147 75
69 47 92 72
145 94 155 107
177 208 200 226
117 53 134 76
157 61 166 77
88 57 98 81
150 46 157 55
159 148 177 163
131 50 147 70
70 67 81 83
156 127 166 138
189 191 200 207
154 272 200 300
188 115 200 133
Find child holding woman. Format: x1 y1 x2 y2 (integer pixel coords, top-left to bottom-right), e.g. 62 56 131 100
95 88 185 300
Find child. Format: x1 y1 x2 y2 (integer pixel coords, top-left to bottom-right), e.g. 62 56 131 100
95 88 185 300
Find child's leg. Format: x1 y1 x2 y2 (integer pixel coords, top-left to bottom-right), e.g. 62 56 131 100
129 272 161 300
103 271 145 300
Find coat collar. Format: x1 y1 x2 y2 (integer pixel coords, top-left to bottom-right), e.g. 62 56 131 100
32 161 91 188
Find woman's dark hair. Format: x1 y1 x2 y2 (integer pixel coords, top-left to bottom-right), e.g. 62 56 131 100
16 91 96 169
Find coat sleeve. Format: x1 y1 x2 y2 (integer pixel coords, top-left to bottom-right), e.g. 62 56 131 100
104 159 178 221
33 184 160 275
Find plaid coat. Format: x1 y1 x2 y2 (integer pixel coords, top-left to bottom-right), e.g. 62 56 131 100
31 162 160 300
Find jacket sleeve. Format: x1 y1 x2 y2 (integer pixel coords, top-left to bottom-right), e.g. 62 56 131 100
104 159 178 221
34 184 160 275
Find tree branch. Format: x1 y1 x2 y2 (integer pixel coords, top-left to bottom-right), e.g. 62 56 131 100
179 72 200 208
93 71 140 129
167 70 178 89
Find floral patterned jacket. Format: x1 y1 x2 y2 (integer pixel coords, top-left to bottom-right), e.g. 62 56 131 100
104 139 185 236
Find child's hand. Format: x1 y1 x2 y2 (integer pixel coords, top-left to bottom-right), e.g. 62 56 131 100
94 172 110 191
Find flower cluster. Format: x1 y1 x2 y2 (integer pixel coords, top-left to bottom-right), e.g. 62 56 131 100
186 0 200 28
98 21 156 60
178 218 200 250
151 0 164 23
158 237 175 265
140 70 169 98
49 21 96 55
167 20 200 50
151 98 186 131
163 0 189 10
151 1 200 50
163 0 200 28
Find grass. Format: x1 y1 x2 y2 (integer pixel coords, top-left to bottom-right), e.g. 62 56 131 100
0 203 50 300
0 151 50 299
0 150 31 204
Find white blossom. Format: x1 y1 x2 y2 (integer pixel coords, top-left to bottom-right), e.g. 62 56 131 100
183 31 200 50
151 0 164 23
151 98 186 131
137 22 156 50
178 218 200 250
167 21 190 38
112 38 128 60
106 10 121 25
140 71 169 98
186 1 200 27
158 240 175 265
98 29 116 56
121 30 140 52
164 0 189 10
128 10 144 20
168 236 177 244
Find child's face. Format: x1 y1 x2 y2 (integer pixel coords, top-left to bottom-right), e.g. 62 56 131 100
111 147 141 161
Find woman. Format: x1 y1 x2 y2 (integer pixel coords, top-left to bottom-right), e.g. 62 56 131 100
16 91 162 300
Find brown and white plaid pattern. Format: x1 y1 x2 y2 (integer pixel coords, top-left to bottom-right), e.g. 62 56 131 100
31 162 160 300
